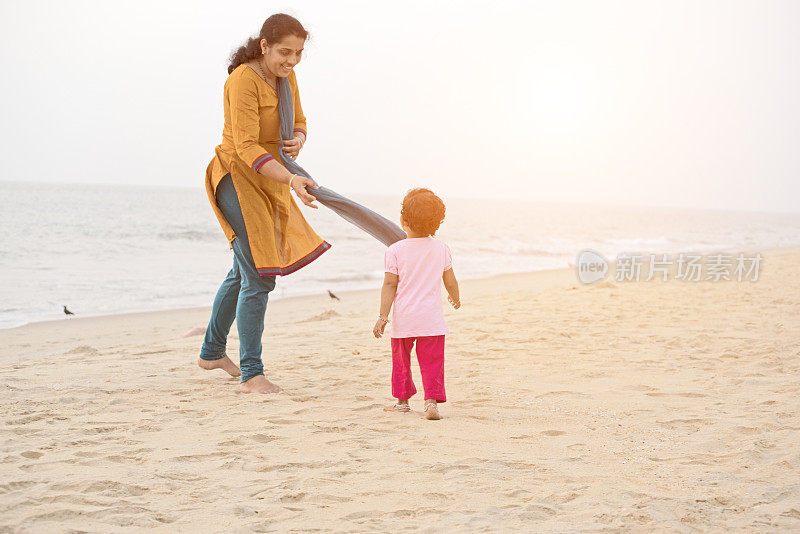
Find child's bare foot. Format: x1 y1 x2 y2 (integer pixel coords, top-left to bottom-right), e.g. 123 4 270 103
197 355 240 377
238 374 283 394
424 401 441 420
383 400 410 412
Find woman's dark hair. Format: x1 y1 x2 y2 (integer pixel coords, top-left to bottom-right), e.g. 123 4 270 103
227 14 309 74
401 188 447 236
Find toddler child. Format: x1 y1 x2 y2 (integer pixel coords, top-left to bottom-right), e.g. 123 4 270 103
373 188 460 420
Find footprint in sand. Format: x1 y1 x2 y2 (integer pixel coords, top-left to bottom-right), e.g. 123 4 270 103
657 418 709 430
288 395 318 402
181 327 206 338
7 414 46 425
79 480 149 497
73 450 101 458
250 433 278 443
541 430 566 436
0 480 37 493
567 442 588 452
218 438 246 447
299 310 340 322
279 492 307 503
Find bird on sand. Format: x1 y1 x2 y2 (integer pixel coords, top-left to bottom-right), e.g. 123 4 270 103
327 290 340 301
63 305 75 316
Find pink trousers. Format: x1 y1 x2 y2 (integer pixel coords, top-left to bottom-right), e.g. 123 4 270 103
390 335 446 403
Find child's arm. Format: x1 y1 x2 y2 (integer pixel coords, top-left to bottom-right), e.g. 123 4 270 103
443 268 461 309
373 273 399 338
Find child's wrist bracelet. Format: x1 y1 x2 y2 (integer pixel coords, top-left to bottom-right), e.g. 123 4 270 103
378 315 389 323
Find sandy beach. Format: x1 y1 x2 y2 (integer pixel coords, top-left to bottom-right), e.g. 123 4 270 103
1 247 799 532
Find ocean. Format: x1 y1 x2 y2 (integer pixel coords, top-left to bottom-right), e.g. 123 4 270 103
2 180 799 329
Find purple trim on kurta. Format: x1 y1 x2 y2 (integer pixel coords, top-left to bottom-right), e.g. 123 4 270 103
293 128 307 137
252 153 274 172
257 241 331 277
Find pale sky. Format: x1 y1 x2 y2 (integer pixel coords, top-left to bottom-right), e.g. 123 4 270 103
1 0 798 212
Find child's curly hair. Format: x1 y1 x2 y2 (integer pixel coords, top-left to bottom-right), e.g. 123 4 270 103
400 188 446 236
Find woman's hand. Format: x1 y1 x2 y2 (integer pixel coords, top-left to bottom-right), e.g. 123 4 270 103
290 175 319 209
282 135 304 160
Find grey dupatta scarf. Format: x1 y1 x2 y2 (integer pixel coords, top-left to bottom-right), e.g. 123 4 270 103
276 77 406 247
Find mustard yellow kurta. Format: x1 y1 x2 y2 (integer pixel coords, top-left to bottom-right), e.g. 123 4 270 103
204 64 330 276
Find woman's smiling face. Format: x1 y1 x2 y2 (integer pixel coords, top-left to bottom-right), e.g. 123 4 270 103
261 34 305 78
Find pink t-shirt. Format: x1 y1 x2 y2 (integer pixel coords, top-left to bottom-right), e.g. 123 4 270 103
384 237 453 338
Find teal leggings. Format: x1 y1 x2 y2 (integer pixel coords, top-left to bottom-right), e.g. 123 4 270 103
199 173 276 382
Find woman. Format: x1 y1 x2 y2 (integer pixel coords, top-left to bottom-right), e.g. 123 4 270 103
198 14 325 394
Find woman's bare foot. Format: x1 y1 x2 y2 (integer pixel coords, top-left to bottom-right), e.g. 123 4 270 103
197 355 240 377
424 401 441 420
239 374 283 394
383 400 410 412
